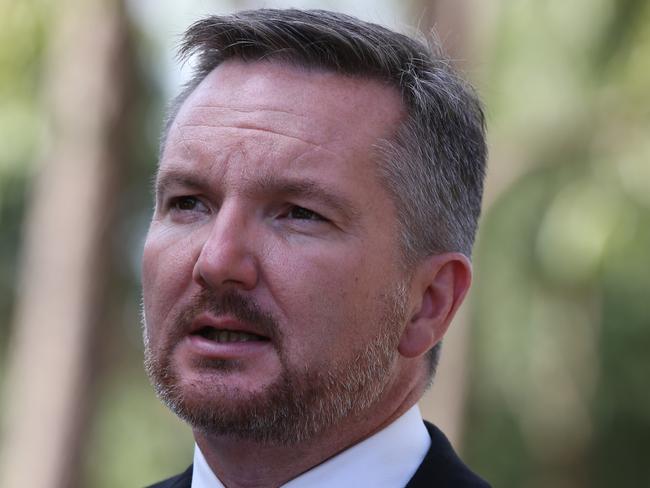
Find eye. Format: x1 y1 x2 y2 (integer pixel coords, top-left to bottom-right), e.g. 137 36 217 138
171 196 201 211
165 196 209 218
284 205 325 221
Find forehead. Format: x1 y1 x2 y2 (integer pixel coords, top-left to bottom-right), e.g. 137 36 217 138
168 60 403 154
191 59 401 119
158 62 407 210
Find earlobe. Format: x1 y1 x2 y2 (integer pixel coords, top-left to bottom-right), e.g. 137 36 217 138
398 253 472 358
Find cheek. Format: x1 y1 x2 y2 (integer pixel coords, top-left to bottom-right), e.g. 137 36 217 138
264 243 379 356
142 226 198 331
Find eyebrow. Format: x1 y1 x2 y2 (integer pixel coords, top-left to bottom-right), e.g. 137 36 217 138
154 169 211 199
248 174 360 222
154 169 359 222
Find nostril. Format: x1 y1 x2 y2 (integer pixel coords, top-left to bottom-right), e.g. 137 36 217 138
192 232 260 291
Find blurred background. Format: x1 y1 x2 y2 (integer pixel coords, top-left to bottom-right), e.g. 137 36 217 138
1 0 648 486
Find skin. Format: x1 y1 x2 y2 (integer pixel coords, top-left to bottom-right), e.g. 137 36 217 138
142 60 472 488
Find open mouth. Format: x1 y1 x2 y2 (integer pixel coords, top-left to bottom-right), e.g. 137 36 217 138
192 327 270 343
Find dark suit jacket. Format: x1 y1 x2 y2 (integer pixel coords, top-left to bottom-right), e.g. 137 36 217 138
146 421 490 487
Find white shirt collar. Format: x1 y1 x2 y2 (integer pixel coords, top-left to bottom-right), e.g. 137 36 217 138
191 405 430 488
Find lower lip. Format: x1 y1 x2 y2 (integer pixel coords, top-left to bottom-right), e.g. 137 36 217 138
180 334 272 360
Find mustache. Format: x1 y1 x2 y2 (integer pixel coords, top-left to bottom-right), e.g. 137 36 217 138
176 289 281 341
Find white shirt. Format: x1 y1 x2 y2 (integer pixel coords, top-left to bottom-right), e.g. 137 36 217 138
191 405 430 488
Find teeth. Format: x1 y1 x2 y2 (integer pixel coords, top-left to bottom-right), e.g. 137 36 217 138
201 329 261 343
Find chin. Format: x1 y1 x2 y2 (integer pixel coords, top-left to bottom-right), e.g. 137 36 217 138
145 308 403 446
159 370 322 445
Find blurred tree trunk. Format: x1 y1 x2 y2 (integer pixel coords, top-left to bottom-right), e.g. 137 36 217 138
410 0 483 450
0 0 132 486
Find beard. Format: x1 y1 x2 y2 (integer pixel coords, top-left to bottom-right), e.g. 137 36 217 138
143 286 408 446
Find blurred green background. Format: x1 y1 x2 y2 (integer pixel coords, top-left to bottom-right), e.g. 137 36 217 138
1 0 648 487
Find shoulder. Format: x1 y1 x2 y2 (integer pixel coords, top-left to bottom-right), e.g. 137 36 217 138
405 422 491 488
145 465 193 488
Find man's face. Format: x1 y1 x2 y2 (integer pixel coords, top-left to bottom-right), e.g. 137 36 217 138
142 60 413 443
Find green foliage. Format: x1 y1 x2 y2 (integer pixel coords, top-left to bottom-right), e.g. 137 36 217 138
0 0 50 176
0 0 52 359
0 0 170 484
466 1 650 486
84 369 193 488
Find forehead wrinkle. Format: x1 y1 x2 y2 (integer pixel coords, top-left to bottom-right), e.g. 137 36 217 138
164 116 196 165
189 103 307 119
180 122 336 156
162 120 241 175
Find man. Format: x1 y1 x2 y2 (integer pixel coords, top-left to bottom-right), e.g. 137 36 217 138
142 8 489 488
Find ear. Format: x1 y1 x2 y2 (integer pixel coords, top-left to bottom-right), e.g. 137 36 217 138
398 253 472 358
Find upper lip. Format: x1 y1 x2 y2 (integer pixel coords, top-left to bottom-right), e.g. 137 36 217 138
188 313 271 339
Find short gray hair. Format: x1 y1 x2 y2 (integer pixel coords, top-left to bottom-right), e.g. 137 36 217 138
164 8 487 378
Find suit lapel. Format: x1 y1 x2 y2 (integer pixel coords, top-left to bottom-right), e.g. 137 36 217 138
405 422 490 487
145 464 193 488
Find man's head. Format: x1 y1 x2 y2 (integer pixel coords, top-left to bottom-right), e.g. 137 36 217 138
142 9 486 446
166 9 486 262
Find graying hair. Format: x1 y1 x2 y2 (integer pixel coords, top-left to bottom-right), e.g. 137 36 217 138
163 8 487 378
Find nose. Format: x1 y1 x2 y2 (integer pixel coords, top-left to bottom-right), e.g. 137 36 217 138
192 203 259 291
